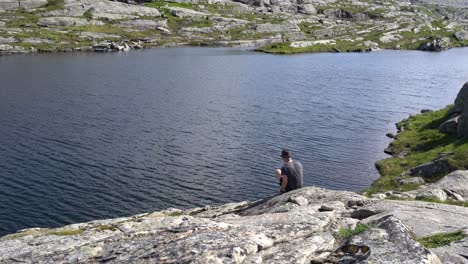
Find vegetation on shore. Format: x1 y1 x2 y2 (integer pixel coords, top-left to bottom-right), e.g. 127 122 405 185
367 106 468 195
417 230 466 248
337 223 370 238
1 0 468 54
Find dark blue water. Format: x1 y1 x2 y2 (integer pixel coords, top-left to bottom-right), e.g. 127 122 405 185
1 47 468 236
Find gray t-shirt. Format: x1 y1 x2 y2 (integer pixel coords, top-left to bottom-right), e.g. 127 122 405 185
281 160 303 192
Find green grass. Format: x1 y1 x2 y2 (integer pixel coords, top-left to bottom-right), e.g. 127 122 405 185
4 12 40 28
192 19 213 28
298 22 324 35
83 8 94 20
47 228 84 236
1 227 84 240
418 230 466 248
337 223 370 238
367 106 468 195
366 8 385 19
166 211 186 216
44 0 65 11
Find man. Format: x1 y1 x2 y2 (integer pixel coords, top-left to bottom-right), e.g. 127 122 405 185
275 149 304 193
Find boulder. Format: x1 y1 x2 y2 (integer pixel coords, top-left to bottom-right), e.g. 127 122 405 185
449 82 468 116
445 82 468 137
454 31 468 41
430 170 468 200
415 188 448 201
438 115 460 134
297 4 316 14
409 156 453 179
419 37 451 51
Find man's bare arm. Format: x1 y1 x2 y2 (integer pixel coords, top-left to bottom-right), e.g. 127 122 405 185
281 175 287 192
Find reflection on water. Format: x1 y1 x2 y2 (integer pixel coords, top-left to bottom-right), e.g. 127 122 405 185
0 47 467 235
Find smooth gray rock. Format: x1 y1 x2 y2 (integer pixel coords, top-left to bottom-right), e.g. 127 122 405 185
0 0 47 11
0 36 17 44
255 22 300 33
0 187 466 263
79 32 121 40
0 44 27 54
37 17 103 27
297 4 316 14
168 6 211 18
344 215 441 264
42 0 161 19
430 170 468 200
119 19 168 30
415 188 448 201
397 176 425 185
360 200 468 237
22 37 54 44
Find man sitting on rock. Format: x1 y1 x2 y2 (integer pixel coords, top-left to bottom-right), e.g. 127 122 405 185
275 149 304 193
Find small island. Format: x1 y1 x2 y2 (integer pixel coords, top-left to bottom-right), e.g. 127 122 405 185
1 83 467 263
0 0 468 55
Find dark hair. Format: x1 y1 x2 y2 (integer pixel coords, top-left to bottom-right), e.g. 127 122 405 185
281 149 291 158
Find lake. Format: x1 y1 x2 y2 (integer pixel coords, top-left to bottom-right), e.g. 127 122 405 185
1 47 467 236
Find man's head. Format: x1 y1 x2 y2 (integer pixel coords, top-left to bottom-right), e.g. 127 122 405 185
281 149 292 162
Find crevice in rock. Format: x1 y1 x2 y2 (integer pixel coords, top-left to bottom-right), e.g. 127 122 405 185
350 209 378 220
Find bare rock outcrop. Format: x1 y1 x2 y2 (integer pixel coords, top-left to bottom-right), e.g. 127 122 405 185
1 187 466 263
437 82 468 138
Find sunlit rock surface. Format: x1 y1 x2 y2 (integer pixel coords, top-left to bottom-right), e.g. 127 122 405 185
2 186 466 263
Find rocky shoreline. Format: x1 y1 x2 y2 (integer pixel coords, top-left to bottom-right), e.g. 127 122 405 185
368 82 468 205
1 0 468 55
1 186 467 263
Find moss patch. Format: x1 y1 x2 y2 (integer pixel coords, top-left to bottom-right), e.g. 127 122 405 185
46 228 84 236
418 230 466 248
337 223 370 238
